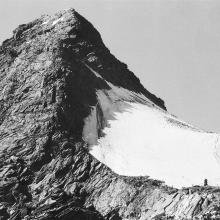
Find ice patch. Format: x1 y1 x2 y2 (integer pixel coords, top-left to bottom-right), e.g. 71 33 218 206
42 20 49 25
88 101 220 188
84 63 103 79
52 17 64 26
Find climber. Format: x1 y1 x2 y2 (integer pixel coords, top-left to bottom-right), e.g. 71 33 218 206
204 178 208 186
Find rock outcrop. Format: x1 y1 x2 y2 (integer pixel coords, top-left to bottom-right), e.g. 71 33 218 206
0 8 220 220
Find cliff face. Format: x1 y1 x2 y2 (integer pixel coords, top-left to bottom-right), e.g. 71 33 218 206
0 9 220 220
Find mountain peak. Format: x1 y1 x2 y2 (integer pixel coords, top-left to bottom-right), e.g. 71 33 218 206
0 8 219 220
1 7 166 109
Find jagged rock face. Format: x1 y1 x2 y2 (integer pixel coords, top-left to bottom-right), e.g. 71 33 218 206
0 8 220 220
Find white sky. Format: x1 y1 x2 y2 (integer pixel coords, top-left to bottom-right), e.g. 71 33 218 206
1 0 220 132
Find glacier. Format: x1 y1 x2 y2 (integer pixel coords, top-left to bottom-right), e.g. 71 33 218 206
83 64 220 188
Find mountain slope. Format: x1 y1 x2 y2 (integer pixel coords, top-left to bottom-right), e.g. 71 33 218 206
0 8 220 220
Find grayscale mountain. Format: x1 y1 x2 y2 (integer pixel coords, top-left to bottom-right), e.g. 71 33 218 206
0 8 220 220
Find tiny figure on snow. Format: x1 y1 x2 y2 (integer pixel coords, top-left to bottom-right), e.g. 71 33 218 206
204 178 208 186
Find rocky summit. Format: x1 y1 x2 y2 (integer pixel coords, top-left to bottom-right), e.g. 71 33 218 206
0 8 220 220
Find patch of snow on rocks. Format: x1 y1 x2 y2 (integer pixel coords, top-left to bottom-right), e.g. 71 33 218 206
52 17 64 26
42 20 49 25
83 65 220 188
